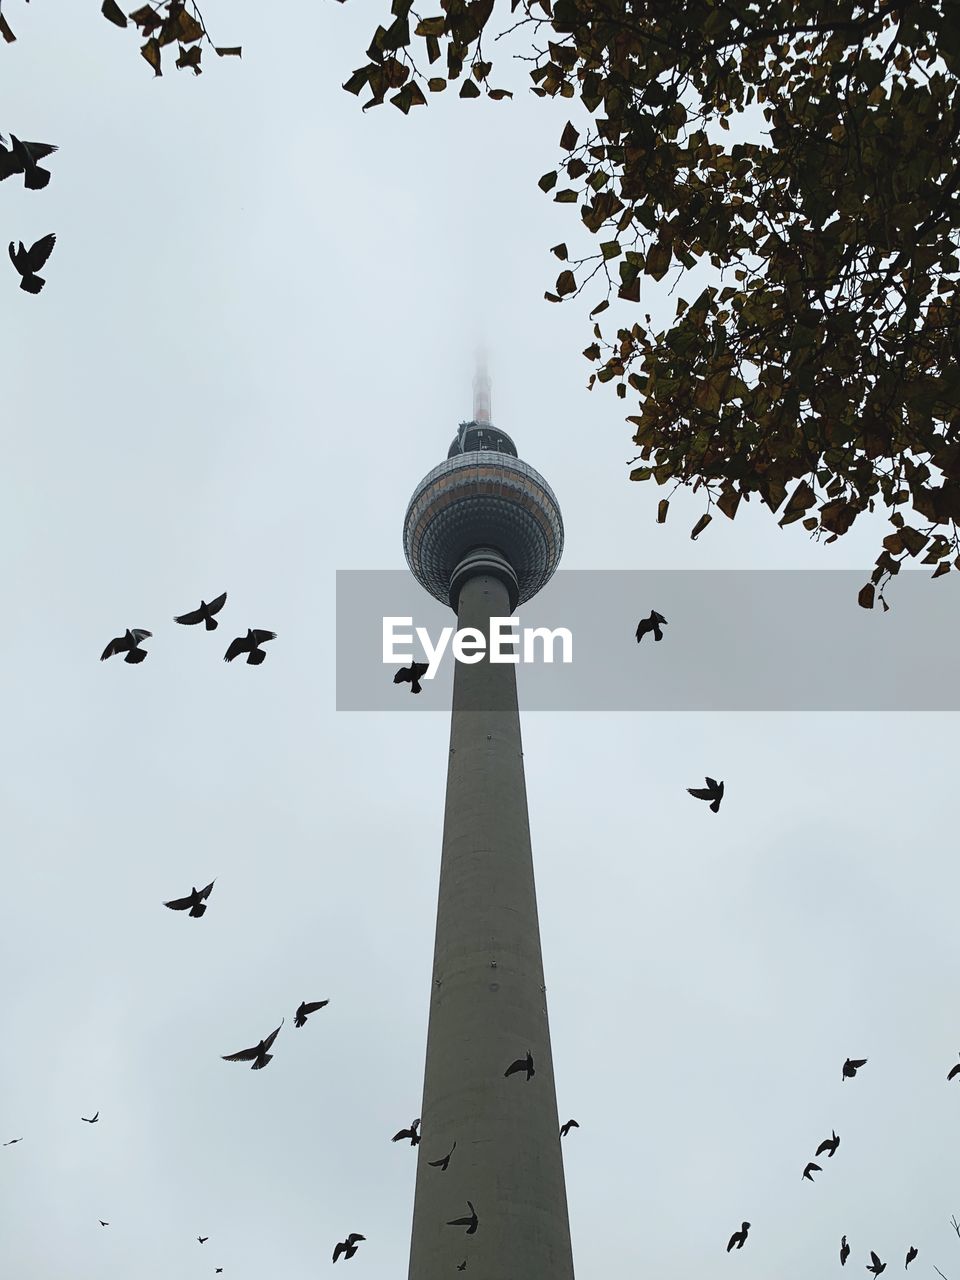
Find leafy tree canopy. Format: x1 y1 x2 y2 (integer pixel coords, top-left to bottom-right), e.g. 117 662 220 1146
338 0 960 608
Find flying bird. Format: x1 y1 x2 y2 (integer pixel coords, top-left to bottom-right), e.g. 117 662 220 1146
504 1051 535 1081
457 1265 467 1273
447 1202 478 1235
814 1130 839 1158
0 134 58 188
947 1054 960 1081
164 880 215 918
866 1251 886 1275
332 1234 365 1262
394 661 429 695
9 233 56 294
99 1220 109 1227
842 1057 867 1080
3 1138 22 1146
841 1236 850 1266
727 1221 750 1252
216 1271 223 1275
174 592 228 630
100 628 151 664
392 1118 420 1146
802 1161 822 1181
428 1141 456 1171
223 628 276 665
81 1112 99 1124
905 1246 917 1268
560 1119 579 1138
198 1237 208 1244
294 999 329 1028
221 1019 283 1070
687 776 724 812
635 609 667 642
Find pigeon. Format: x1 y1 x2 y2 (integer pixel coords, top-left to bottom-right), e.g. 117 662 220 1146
687 776 724 812
841 1235 850 1266
504 1051 535 1081
3 1138 22 1146
99 1220 109 1227
0 134 57 188
294 999 329 1028
392 1118 420 1146
198 1237 208 1244
81 1112 99 1124
9 233 56 293
866 1251 886 1275
560 1119 579 1138
223 629 276 665
727 1221 750 1251
428 1141 457 1171
814 1130 839 1158
458 1265 467 1273
635 609 667 642
216 1271 223 1274
332 1234 365 1262
164 881 215 918
174 592 227 631
905 1246 917 1268
100 628 151 664
447 1202 478 1235
842 1057 867 1080
221 1019 283 1070
947 1054 960 1081
394 661 429 695
802 1161 822 1181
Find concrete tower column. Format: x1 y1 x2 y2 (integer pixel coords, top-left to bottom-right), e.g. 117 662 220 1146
406 564 575 1279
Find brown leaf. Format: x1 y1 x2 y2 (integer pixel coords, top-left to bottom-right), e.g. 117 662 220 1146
176 43 202 72
690 512 712 540
932 561 951 578
657 498 669 523
898 526 929 556
130 5 162 34
459 80 481 98
551 243 568 261
559 120 579 150
645 241 672 281
0 13 16 42
141 36 162 74
538 171 557 192
414 16 445 36
101 0 128 27
487 88 513 99
215 46 242 57
717 486 741 520
555 270 576 297
858 583 875 609
428 78 447 91
174 8 203 42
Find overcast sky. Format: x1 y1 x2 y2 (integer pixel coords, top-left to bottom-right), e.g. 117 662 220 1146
4 3 960 1278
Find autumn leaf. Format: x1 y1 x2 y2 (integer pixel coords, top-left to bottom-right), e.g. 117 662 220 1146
176 43 202 73
690 512 712 540
214 46 242 57
555 270 576 297
101 0 128 28
657 498 669 523
559 120 579 150
141 36 162 74
459 79 481 98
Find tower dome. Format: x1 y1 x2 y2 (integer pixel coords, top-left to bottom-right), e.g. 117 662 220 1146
403 370 563 611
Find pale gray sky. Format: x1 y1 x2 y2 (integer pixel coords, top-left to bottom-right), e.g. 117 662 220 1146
4 3 960 1278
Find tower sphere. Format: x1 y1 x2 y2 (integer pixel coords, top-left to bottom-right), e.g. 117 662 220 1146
403 418 564 612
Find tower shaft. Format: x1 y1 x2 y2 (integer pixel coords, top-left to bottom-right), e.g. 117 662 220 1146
407 571 575 1280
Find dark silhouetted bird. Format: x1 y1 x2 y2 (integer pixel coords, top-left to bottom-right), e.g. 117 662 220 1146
81 1112 99 1124
333 1234 365 1262
216 1271 223 1275
0 135 57 188
447 1202 478 1235
3 1138 22 1146
457 1264 466 1273
221 1019 283 1070
392 1118 420 1146
100 628 151 664
224 628 276 665
727 1221 750 1251
947 1054 960 1081
802 1161 822 1181
174 592 227 631
815 1130 839 1158
9 233 56 293
505 1051 534 1081
905 1246 917 1268
99 1220 109 1227
687 776 724 812
394 661 429 695
198 1236 208 1244
164 881 215 918
842 1057 867 1080
560 1119 579 1138
635 610 667 642
428 1141 456 1171
866 1250 886 1275
841 1236 850 1266
294 999 329 1028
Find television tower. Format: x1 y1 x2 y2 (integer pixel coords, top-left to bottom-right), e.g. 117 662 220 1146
402 362 573 1278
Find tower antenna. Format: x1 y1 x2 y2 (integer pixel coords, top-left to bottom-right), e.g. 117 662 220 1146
473 347 492 424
